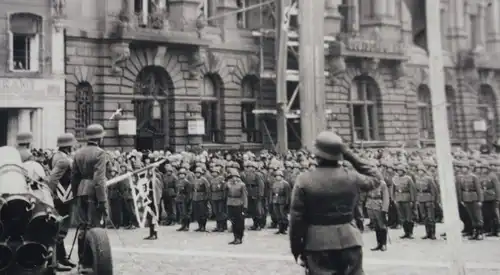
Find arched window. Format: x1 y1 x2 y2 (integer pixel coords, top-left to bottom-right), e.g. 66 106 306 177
241 76 260 143
445 86 456 138
201 74 223 143
9 13 42 72
350 76 379 141
75 82 94 138
478 85 498 142
417 85 433 139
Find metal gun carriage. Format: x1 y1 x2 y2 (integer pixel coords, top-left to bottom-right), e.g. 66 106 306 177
0 146 112 275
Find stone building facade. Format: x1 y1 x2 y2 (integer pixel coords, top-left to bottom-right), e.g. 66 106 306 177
0 0 66 148
63 0 500 151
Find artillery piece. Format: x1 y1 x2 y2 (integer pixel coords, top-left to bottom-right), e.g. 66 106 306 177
0 146 113 275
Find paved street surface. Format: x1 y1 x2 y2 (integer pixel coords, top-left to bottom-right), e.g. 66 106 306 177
63 220 500 274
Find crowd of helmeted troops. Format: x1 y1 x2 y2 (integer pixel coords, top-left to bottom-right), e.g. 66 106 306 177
27 140 500 249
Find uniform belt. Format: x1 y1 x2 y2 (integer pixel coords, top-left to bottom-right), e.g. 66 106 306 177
308 215 353 226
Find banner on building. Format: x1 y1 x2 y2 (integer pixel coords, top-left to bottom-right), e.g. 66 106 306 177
106 159 165 228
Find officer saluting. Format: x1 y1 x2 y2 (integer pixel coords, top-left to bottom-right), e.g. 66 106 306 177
48 133 78 271
71 124 109 270
289 131 383 275
16 132 35 162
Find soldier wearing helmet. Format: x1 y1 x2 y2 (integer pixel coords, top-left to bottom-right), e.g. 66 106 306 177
478 159 500 237
47 133 77 271
226 168 248 245
266 165 280 229
270 169 291 234
241 161 265 231
71 124 108 270
392 163 417 239
289 131 383 275
415 164 438 240
162 164 178 226
456 160 484 240
209 167 227 232
191 166 210 232
16 132 35 162
175 167 193 231
365 161 390 251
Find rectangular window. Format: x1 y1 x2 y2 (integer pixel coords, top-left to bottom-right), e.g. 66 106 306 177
418 106 435 139
241 102 260 143
11 33 39 72
352 104 364 140
201 100 220 143
367 104 376 140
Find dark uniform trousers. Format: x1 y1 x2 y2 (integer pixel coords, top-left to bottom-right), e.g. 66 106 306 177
108 187 122 227
460 178 484 230
122 198 138 227
305 247 363 275
54 199 73 261
211 200 227 223
75 195 103 229
162 194 177 223
481 174 500 233
175 179 192 227
228 205 244 239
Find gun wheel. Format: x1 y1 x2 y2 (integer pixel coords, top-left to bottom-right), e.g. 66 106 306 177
81 228 113 275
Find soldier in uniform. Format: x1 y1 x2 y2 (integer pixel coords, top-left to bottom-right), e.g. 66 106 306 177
265 166 278 228
271 170 291 234
241 161 265 230
162 164 177 226
191 167 210 232
366 168 390 251
107 166 122 228
457 160 484 240
71 124 108 270
479 160 500 236
415 164 438 240
392 164 417 239
226 168 248 245
209 167 227 232
47 133 78 271
176 168 193 231
289 131 383 275
16 132 35 162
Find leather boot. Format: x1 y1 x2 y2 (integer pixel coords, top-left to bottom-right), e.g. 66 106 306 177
195 221 202 232
468 228 477 240
260 217 267 228
476 227 484 240
275 223 284 234
144 224 158 240
380 229 387 251
268 221 278 229
486 223 499 237
176 221 186 231
400 222 409 239
371 230 382 251
421 224 430 239
201 219 207 231
429 224 437 240
408 222 414 239
212 221 221 232
249 218 261 230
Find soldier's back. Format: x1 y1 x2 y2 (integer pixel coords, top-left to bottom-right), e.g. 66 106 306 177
291 166 367 251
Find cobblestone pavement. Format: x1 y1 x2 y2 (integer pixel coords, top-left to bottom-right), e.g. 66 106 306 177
62 220 500 274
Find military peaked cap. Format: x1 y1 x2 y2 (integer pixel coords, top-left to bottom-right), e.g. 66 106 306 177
16 132 33 145
313 131 344 161
85 124 106 140
57 133 77 147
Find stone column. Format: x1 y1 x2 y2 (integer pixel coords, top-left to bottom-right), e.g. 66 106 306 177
51 23 65 75
31 109 42 148
372 0 386 20
477 2 486 47
386 0 396 17
324 0 343 35
218 0 237 28
169 0 202 30
7 110 18 146
486 1 500 51
18 109 31 134
447 0 467 51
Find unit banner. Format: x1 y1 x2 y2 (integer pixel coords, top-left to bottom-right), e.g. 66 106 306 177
106 159 165 228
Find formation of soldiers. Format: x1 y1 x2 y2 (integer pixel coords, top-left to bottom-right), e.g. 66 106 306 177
15 125 500 264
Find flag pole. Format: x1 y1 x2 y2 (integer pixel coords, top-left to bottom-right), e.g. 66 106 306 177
425 0 466 274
